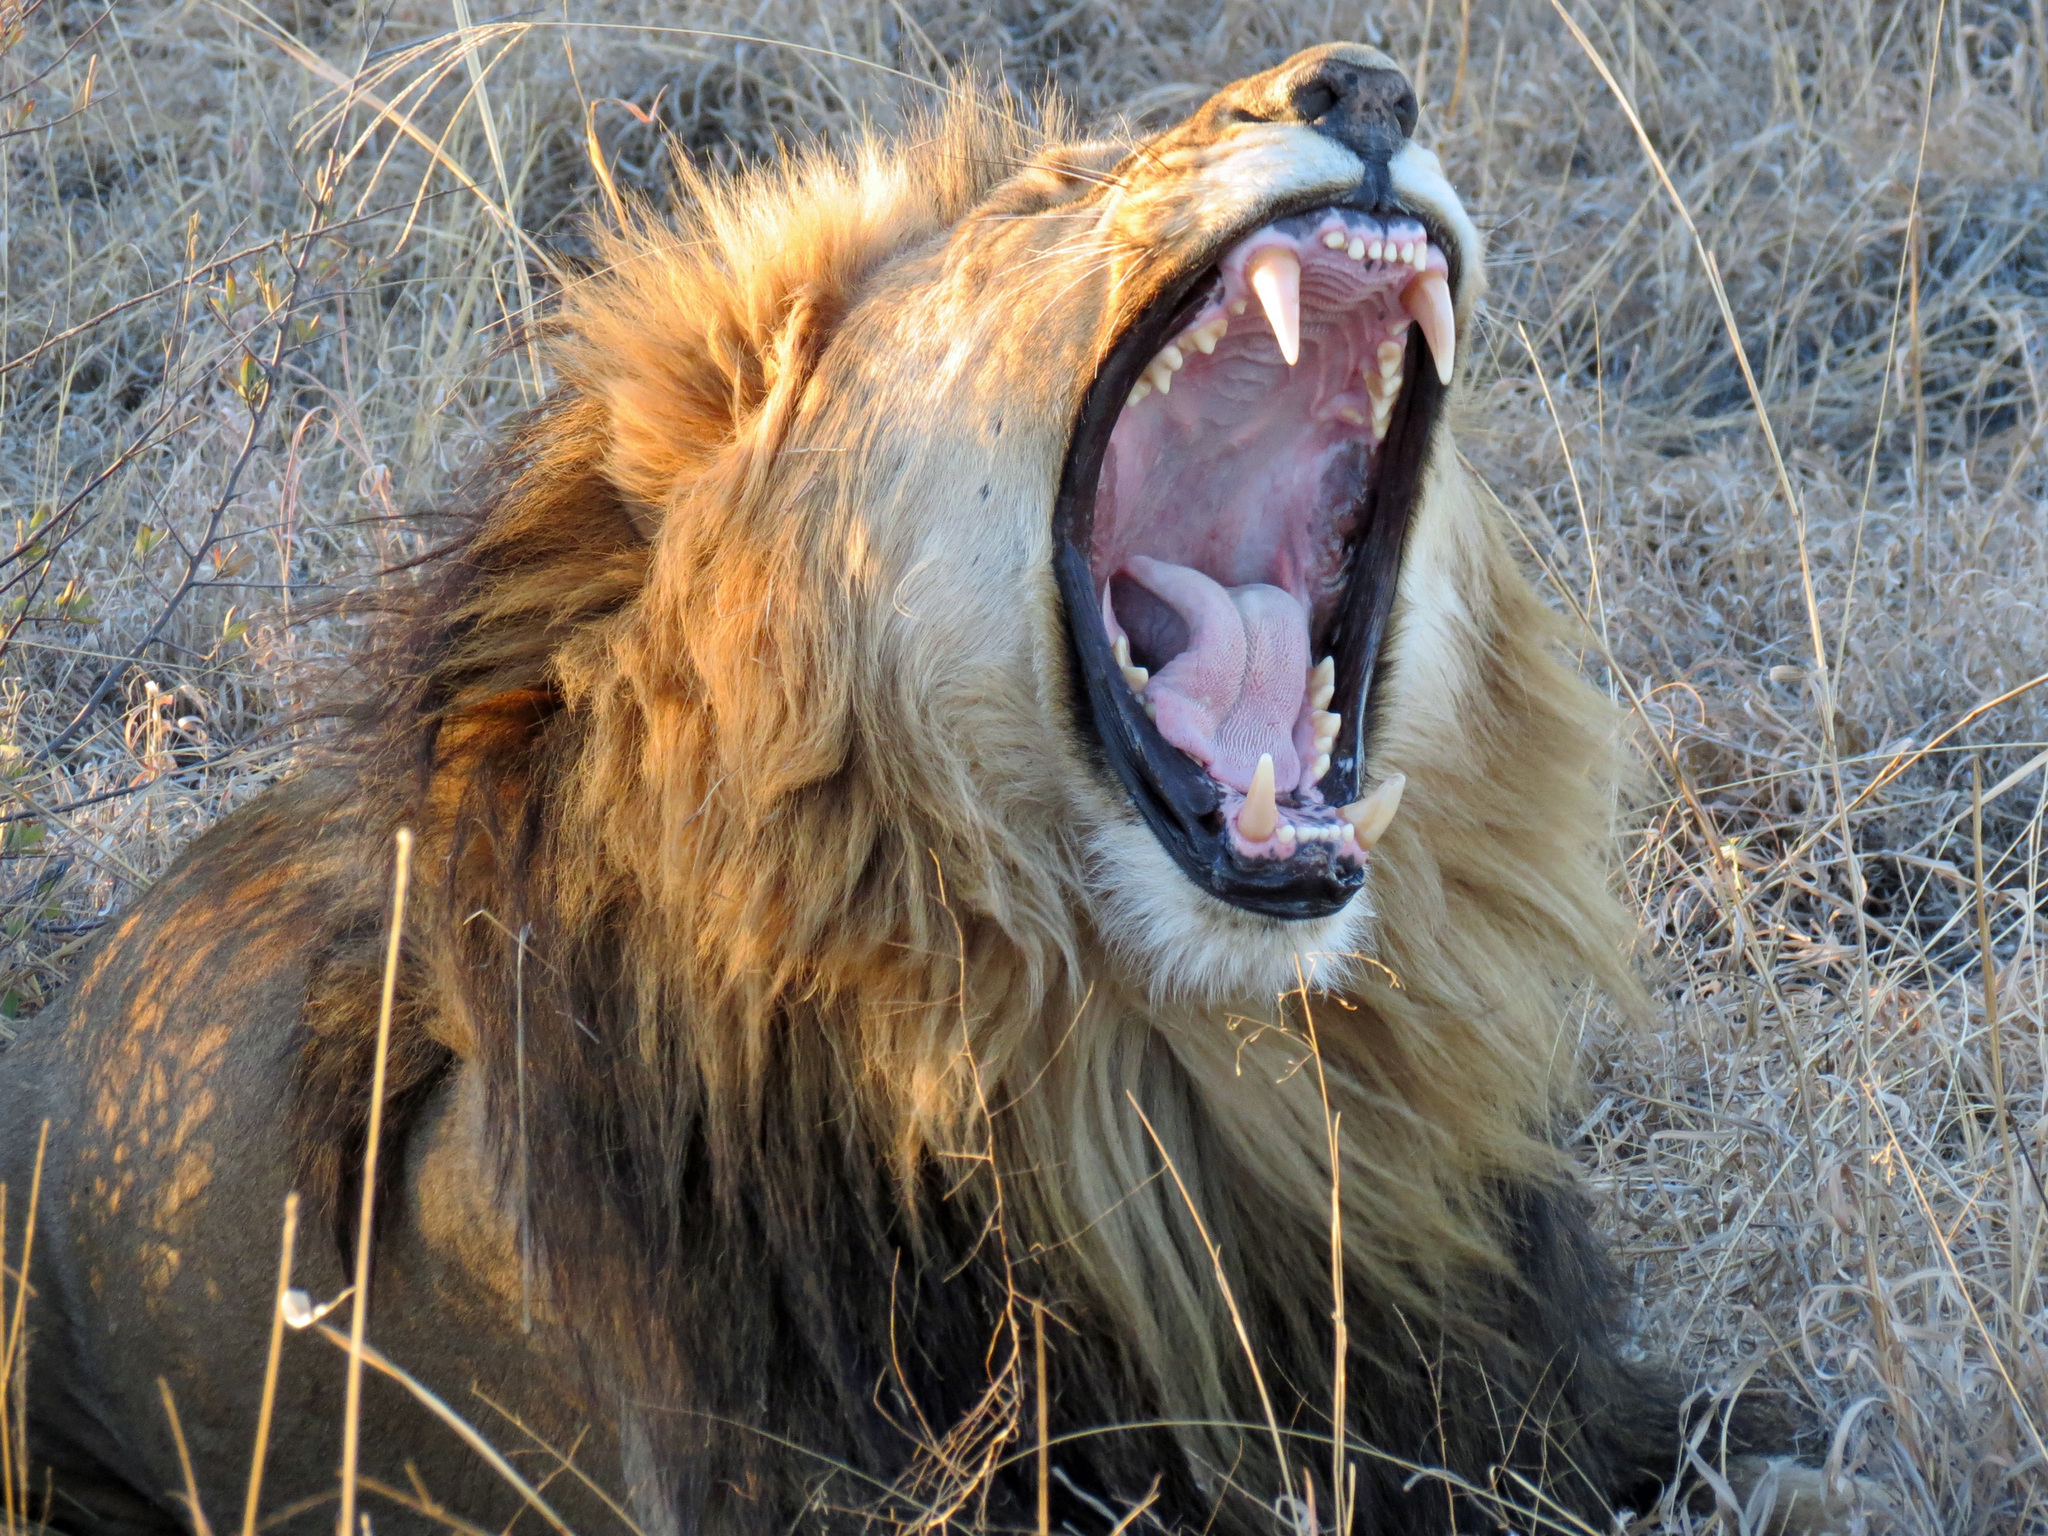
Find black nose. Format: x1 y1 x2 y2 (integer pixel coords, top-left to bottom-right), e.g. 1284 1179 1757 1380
1187 43 1417 205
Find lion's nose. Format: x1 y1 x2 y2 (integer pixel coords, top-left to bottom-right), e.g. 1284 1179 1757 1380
1270 45 1417 154
1201 43 1418 203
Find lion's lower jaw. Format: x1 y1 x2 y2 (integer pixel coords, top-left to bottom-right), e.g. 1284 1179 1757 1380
1084 815 1374 999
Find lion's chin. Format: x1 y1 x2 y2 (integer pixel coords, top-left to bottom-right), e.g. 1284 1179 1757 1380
1085 815 1373 1001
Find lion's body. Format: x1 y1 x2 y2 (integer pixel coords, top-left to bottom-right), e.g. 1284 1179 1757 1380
1 781 625 1531
2 54 1822 1536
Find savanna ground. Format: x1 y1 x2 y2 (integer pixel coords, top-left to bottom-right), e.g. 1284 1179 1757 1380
1 0 2045 1530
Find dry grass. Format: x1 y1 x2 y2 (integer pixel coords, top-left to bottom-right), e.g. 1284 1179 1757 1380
2 0 2045 1530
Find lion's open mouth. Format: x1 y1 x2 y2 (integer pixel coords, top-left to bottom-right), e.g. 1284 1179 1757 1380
1055 205 1455 919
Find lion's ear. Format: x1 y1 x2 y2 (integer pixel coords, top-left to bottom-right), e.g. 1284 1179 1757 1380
557 137 998 532
584 272 838 533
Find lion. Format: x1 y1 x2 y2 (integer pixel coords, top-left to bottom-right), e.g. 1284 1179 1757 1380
0 45 1848 1536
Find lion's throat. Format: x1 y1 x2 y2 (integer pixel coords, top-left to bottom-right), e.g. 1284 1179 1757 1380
1105 555 1313 796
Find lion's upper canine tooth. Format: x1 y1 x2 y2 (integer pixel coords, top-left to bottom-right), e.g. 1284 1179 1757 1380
1402 271 1455 386
1339 773 1407 851
1237 754 1279 842
1245 247 1301 367
1309 656 1335 711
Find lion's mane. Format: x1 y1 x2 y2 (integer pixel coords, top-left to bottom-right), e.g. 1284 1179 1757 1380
296 91 1672 1533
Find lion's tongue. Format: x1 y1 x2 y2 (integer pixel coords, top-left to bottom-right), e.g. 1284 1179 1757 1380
1122 555 1308 794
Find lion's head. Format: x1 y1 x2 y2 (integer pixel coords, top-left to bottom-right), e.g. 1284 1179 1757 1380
372 43 1651 1527
475 44 1607 1000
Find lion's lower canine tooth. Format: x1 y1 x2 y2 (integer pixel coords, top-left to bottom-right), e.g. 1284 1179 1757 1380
1402 271 1455 385
1309 656 1335 710
1112 636 1149 694
1238 754 1278 841
1246 247 1301 367
1340 773 1407 851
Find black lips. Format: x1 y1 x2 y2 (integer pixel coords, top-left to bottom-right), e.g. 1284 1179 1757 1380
1053 198 1452 922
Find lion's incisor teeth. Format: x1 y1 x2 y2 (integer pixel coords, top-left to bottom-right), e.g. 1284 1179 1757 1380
1339 773 1407 851
1402 271 1455 386
1245 247 1301 367
1276 822 1298 856
1238 754 1278 842
1309 656 1335 711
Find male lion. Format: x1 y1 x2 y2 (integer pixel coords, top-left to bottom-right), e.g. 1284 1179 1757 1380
2 45 1841 1536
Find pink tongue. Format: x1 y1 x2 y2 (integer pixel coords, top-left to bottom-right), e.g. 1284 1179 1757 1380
1121 555 1309 794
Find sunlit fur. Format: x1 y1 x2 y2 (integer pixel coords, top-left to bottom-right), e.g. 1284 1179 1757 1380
315 70 1713 1524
